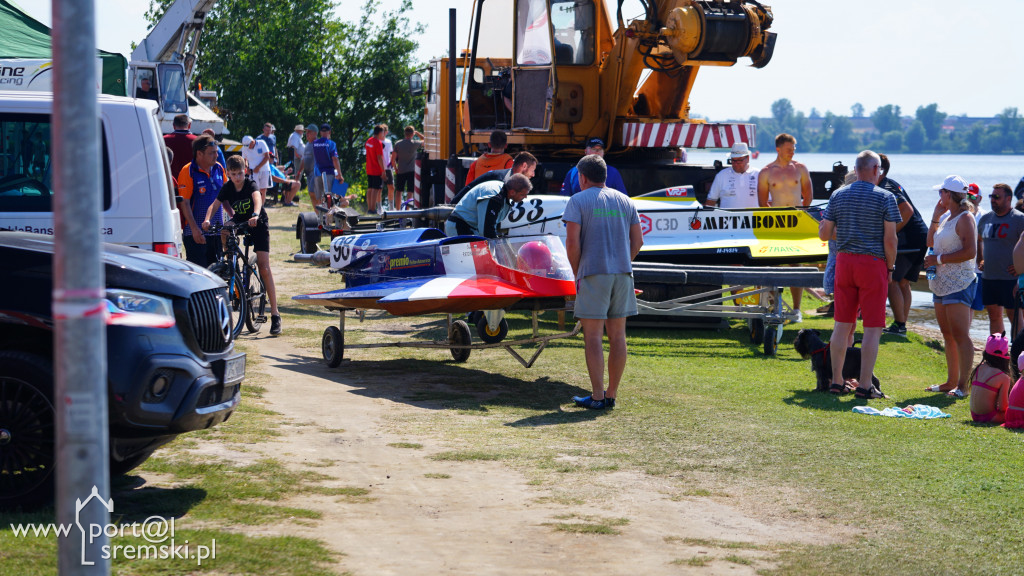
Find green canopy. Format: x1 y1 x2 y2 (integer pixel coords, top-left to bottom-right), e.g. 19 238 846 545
0 0 126 96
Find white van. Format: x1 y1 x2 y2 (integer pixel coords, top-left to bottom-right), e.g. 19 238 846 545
0 91 183 256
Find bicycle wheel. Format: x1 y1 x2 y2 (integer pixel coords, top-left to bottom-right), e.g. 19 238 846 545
227 258 247 340
244 263 268 333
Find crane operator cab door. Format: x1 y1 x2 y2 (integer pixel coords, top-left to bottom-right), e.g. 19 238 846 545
511 0 555 131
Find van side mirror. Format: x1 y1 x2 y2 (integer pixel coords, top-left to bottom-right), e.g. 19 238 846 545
408 72 423 96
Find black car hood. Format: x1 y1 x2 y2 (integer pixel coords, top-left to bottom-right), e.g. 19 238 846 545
0 232 224 299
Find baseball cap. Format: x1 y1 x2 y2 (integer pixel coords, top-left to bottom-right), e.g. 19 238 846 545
586 137 605 149
294 123 305 131
306 123 319 132
729 142 751 159
319 123 331 132
967 183 981 200
933 175 969 194
241 135 253 146
985 333 1010 359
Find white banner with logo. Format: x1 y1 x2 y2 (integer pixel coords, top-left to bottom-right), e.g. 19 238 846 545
0 58 104 91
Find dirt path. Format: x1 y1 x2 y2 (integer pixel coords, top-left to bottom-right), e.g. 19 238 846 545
216 331 834 575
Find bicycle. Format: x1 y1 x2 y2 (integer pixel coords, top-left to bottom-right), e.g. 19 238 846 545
207 221 268 337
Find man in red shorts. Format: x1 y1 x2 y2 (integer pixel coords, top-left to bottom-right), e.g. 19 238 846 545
817 150 900 399
365 125 386 213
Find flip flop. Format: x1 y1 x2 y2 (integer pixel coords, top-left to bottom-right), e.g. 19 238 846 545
925 384 952 393
947 388 966 399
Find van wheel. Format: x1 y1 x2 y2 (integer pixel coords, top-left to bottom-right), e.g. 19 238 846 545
0 352 56 511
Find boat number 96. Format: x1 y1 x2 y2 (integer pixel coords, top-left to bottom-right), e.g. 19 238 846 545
507 198 544 223
331 235 359 265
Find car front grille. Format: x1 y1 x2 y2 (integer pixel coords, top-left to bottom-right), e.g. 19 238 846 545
187 288 231 353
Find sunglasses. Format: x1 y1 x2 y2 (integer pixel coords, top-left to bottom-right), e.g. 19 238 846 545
990 194 1007 200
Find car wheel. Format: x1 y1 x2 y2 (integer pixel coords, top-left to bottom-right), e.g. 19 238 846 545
476 316 508 344
110 450 155 477
449 320 472 362
322 326 345 367
0 351 56 511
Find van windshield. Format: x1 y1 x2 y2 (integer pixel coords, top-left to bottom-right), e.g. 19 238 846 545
0 113 111 212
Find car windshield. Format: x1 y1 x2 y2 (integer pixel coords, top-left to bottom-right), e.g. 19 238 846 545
488 235 574 280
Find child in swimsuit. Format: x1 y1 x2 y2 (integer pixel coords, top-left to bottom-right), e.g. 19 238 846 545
1003 353 1024 429
968 333 1011 424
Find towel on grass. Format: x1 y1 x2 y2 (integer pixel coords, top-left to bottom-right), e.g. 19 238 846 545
852 404 950 419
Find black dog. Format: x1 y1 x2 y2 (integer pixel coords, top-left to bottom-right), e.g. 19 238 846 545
793 328 881 393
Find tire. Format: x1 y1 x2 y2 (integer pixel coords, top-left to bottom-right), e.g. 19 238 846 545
1012 328 1024 380
449 319 472 362
110 450 155 477
0 351 56 511
322 326 345 367
227 267 247 340
749 318 765 345
297 214 321 254
476 316 508 344
764 325 779 356
244 266 267 334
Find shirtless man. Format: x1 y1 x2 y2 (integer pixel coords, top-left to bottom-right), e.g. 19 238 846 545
758 133 813 321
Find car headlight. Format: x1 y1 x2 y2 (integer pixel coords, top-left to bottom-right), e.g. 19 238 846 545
105 289 176 328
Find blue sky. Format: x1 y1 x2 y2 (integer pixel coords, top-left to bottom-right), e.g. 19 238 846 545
19 0 1023 122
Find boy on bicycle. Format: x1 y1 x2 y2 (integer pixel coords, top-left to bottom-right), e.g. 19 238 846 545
201 155 283 335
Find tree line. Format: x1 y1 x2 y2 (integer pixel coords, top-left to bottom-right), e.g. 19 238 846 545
145 0 424 183
748 99 1024 155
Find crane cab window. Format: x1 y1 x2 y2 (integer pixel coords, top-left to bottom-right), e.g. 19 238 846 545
551 0 595 65
515 0 553 66
135 68 158 100
157 63 188 114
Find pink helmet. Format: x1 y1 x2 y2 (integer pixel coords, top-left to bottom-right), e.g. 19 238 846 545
517 241 552 274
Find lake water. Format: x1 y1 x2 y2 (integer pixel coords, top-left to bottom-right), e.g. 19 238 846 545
684 150 1024 340
683 150 1024 211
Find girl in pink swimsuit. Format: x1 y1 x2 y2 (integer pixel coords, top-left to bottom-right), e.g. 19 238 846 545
968 334 1011 424
1003 354 1024 429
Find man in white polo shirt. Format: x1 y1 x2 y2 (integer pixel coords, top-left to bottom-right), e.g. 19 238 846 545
705 142 759 208
241 135 273 203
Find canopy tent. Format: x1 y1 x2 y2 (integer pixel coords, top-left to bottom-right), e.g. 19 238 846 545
0 0 126 96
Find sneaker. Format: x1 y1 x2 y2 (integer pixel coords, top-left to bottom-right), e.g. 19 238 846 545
571 395 606 410
882 322 907 337
604 397 616 409
789 310 802 324
270 315 282 335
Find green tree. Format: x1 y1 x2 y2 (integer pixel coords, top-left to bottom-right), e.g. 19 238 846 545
997 107 1020 152
870 104 902 134
915 103 947 143
851 102 864 118
145 0 424 180
771 98 793 128
830 116 857 152
882 130 903 152
905 121 925 153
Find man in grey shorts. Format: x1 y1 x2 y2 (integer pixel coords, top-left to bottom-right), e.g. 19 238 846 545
562 154 644 410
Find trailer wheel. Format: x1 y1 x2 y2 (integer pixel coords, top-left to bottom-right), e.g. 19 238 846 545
763 325 780 356
476 317 508 344
322 326 345 367
449 320 472 363
297 212 321 254
749 318 765 345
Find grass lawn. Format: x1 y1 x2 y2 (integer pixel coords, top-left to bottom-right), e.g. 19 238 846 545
293 297 1024 575
4 201 1022 575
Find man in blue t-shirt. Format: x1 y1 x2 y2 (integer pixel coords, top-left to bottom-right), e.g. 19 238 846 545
560 138 627 196
311 123 344 205
562 154 643 410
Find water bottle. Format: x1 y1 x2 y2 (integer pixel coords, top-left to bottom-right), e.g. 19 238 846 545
925 248 937 280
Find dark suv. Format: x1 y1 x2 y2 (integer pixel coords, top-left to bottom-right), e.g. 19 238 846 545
0 232 245 509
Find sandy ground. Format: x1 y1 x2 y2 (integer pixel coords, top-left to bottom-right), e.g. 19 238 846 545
220 333 835 575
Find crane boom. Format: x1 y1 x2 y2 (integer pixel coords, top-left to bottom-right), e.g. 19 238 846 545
131 0 216 82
